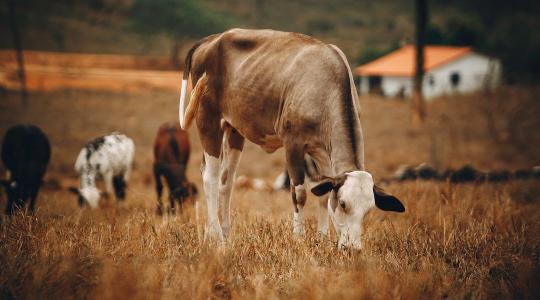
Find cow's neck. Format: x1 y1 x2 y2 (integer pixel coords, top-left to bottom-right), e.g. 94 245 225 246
326 101 361 176
81 170 96 189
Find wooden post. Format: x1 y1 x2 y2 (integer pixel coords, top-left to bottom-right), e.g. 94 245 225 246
8 0 28 106
411 0 427 125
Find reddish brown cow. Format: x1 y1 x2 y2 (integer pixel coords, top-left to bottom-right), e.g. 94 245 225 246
153 122 197 215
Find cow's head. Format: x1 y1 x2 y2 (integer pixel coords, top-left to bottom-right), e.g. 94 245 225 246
68 186 100 209
0 179 21 210
1 179 16 198
170 181 198 203
311 171 404 249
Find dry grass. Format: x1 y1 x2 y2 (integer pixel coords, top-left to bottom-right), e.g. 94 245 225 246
0 88 539 299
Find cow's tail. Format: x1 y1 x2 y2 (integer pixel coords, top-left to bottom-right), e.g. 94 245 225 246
179 40 203 130
183 73 207 130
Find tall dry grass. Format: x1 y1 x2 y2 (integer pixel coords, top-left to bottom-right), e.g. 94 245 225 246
1 181 539 299
0 87 539 299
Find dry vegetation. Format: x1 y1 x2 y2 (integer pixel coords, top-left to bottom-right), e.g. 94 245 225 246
1 87 539 299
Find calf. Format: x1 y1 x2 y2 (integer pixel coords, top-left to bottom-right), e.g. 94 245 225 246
153 122 197 215
1 125 51 215
69 133 134 208
179 29 404 248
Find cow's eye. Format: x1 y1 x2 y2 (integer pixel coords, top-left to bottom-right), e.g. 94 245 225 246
339 200 347 211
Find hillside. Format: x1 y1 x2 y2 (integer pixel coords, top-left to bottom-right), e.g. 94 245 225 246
0 0 410 59
0 0 538 80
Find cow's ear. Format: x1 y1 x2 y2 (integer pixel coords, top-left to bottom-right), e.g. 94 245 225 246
311 178 335 196
68 187 80 195
373 185 405 212
190 183 198 196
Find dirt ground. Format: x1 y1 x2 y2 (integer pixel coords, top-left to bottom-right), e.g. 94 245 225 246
0 88 539 299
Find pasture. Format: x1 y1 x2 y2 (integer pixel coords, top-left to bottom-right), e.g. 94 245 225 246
1 88 539 299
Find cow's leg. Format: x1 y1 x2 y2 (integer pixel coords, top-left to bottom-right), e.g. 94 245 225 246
153 165 164 215
317 194 330 236
327 190 341 234
168 194 176 214
103 170 113 200
218 123 244 238
120 167 131 200
202 151 222 241
28 186 40 214
112 175 126 202
309 152 333 237
285 145 307 236
5 198 15 215
123 166 131 182
12 197 25 215
197 100 224 242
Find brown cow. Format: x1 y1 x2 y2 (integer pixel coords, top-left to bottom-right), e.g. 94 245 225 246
179 29 404 249
153 122 197 215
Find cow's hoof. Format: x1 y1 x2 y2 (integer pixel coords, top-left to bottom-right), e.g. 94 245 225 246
222 224 230 239
316 230 329 240
293 226 306 237
205 224 224 243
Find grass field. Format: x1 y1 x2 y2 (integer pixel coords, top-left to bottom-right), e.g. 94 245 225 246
0 88 539 299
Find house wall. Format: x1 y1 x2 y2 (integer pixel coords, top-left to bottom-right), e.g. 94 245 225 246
423 53 501 99
381 76 412 98
359 52 502 100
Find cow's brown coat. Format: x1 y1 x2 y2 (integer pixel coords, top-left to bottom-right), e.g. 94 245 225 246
184 29 364 185
153 122 196 214
180 29 397 243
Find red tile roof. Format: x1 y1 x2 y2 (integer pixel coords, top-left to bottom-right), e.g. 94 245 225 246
355 45 472 77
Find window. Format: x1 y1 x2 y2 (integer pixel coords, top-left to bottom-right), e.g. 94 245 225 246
450 72 461 88
368 76 383 95
427 75 435 86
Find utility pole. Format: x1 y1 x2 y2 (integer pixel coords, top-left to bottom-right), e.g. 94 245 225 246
9 0 28 106
411 0 427 125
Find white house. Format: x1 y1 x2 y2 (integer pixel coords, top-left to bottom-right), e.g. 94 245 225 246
355 45 502 100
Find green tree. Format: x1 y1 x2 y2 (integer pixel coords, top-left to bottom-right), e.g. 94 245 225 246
129 0 224 67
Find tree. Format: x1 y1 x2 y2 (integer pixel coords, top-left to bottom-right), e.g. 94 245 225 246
129 0 224 67
8 0 28 106
411 0 427 126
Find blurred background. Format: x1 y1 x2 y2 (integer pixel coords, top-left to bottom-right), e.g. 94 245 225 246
1 0 539 82
0 0 539 182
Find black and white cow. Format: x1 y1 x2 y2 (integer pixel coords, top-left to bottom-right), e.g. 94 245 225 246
69 133 134 208
1 124 51 215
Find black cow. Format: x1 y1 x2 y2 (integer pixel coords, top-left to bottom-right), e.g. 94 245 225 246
1 125 51 215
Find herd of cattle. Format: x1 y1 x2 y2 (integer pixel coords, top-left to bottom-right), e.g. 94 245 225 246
0 123 197 216
1 29 537 249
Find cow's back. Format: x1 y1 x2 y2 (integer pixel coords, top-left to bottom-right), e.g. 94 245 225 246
191 29 350 145
154 123 190 166
75 133 134 174
1 125 51 181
